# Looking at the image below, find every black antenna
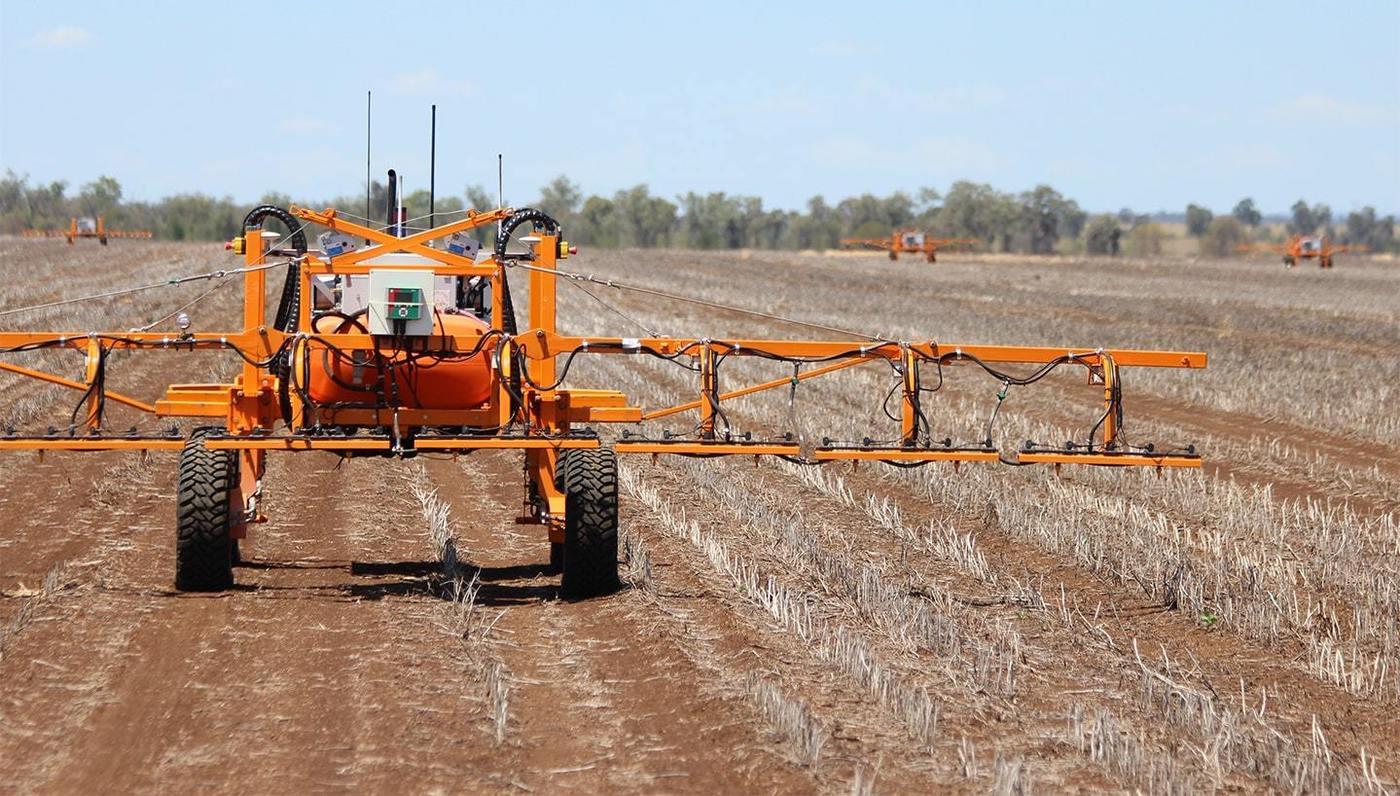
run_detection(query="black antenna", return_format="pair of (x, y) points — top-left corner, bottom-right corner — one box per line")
(365, 91), (372, 230)
(386, 168), (397, 234)
(497, 153), (503, 239)
(429, 104), (436, 231)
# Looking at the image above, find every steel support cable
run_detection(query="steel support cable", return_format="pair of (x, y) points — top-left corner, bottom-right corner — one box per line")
(0, 216), (311, 321)
(0, 260), (295, 320)
(565, 280), (663, 337)
(134, 275), (235, 332)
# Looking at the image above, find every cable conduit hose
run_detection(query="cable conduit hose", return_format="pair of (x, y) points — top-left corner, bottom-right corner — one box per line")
(242, 205), (308, 423)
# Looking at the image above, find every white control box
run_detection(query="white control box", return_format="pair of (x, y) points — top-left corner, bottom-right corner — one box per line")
(367, 269), (435, 336)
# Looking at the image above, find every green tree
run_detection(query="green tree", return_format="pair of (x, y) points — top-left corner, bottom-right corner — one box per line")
(1185, 204), (1213, 236)
(796, 195), (839, 250)
(1084, 214), (1123, 255)
(465, 184), (498, 212)
(611, 185), (675, 247)
(1019, 185), (1081, 254)
(1288, 200), (1316, 234)
(576, 195), (616, 246)
(939, 181), (1004, 247)
(1232, 198), (1261, 227)
(78, 176), (122, 219)
(1344, 206), (1397, 252)
(536, 175), (583, 231)
(1199, 216), (1246, 256)
(1127, 223), (1166, 256)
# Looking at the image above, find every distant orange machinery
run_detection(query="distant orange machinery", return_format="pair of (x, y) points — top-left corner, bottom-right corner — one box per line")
(841, 229), (978, 263)
(1238, 234), (1365, 269)
(21, 217), (153, 245)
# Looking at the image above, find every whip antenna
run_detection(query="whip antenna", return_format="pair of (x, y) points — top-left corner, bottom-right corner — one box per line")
(365, 91), (372, 242)
(429, 104), (436, 231)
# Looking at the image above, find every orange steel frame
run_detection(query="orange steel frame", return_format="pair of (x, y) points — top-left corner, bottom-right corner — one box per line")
(21, 217), (153, 244)
(0, 206), (1208, 543)
(1240, 235), (1366, 268)
(840, 229), (979, 262)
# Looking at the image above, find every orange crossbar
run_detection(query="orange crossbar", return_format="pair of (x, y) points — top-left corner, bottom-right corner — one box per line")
(0, 360), (156, 413)
(643, 358), (870, 420)
(0, 438), (184, 451)
(1016, 451), (1200, 468)
(815, 448), (1000, 463)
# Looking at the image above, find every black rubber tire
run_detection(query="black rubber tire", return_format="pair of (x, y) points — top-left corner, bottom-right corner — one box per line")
(558, 449), (620, 598)
(175, 429), (238, 591)
(548, 542), (564, 575)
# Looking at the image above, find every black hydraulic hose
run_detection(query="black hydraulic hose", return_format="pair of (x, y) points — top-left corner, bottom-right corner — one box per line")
(243, 205), (308, 424)
(242, 204), (308, 255)
(492, 209), (559, 415)
(492, 208), (559, 260)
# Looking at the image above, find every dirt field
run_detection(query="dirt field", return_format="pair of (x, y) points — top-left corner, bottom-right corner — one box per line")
(1, 238), (1397, 793)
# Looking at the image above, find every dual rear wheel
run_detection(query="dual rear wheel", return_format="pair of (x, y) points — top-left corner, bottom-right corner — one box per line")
(175, 429), (238, 591)
(554, 449), (621, 599)
(173, 433), (621, 599)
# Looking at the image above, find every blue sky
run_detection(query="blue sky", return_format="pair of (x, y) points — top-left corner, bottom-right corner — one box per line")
(2, 1), (1397, 215)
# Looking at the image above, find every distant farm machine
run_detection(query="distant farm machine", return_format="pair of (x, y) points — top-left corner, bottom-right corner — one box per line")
(0, 175), (1207, 597)
(1238, 234), (1365, 268)
(841, 229), (979, 262)
(22, 216), (153, 245)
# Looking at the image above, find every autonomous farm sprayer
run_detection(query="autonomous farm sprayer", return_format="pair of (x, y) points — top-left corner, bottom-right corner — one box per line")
(841, 229), (979, 262)
(0, 193), (1207, 597)
(1238, 234), (1366, 268)
(22, 216), (153, 245)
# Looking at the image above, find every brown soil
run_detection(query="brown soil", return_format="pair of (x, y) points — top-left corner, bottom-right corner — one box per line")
(1, 241), (1396, 792)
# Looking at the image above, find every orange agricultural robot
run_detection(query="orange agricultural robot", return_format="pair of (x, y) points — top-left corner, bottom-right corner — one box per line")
(0, 171), (1207, 597)
(21, 216), (153, 245)
(1238, 234), (1365, 269)
(841, 229), (978, 263)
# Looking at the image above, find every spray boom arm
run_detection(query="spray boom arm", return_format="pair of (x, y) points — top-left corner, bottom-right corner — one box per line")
(0, 205), (1206, 475)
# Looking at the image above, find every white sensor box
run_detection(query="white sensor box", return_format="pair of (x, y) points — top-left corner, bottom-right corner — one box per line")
(367, 269), (435, 336)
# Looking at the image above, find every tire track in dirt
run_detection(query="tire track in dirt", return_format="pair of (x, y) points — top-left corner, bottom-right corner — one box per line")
(0, 453), (509, 792)
(420, 452), (818, 793)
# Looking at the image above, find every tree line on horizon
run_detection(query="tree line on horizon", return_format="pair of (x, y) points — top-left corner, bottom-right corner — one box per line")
(1, 170), (1394, 256)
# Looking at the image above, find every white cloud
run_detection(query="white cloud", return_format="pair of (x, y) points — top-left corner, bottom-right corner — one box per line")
(29, 26), (93, 48)
(278, 116), (337, 135)
(1279, 94), (1399, 126)
(389, 69), (473, 97)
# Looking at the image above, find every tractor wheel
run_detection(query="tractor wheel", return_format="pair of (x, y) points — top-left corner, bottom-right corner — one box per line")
(175, 428), (238, 591)
(1321, 256), (1333, 269)
(1283, 256), (1296, 268)
(888, 251), (898, 261)
(558, 448), (620, 598)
